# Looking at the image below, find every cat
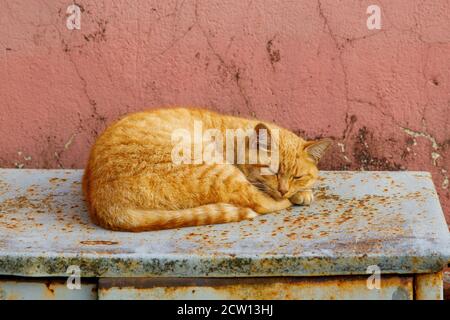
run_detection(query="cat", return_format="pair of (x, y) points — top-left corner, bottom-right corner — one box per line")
(82, 108), (331, 232)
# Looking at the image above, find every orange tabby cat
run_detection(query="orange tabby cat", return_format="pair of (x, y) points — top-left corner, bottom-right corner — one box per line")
(82, 108), (331, 232)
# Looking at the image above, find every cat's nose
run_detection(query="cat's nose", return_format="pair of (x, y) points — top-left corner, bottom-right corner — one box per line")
(278, 179), (289, 196)
(278, 186), (289, 196)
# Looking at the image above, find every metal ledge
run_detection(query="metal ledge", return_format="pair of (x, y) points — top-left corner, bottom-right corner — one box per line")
(0, 169), (448, 277)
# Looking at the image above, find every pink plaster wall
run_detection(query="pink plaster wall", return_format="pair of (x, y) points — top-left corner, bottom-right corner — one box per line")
(0, 1), (449, 224)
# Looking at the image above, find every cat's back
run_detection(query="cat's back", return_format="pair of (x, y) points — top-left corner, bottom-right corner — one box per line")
(96, 107), (254, 147)
(102, 107), (225, 140)
(86, 108), (235, 176)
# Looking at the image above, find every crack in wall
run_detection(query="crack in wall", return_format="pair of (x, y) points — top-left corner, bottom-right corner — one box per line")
(314, 2), (447, 183)
(317, 0), (350, 119)
(65, 53), (106, 128)
(194, 0), (252, 114)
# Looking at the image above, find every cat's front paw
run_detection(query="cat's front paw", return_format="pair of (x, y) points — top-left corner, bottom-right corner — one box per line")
(290, 190), (314, 206)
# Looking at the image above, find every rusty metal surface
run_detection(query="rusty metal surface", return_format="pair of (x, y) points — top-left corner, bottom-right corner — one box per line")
(414, 272), (444, 300)
(98, 276), (413, 300)
(444, 270), (450, 300)
(0, 277), (97, 300)
(0, 169), (448, 277)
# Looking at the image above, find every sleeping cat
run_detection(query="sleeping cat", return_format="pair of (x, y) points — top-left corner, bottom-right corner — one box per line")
(82, 108), (331, 231)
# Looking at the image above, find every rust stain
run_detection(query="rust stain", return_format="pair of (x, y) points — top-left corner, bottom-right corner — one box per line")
(49, 177), (67, 184)
(414, 272), (444, 300)
(287, 233), (297, 240)
(44, 281), (55, 295)
(80, 240), (119, 245)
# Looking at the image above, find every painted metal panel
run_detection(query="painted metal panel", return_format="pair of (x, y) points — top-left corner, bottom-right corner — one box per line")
(0, 169), (448, 278)
(0, 278), (97, 300)
(98, 276), (413, 300)
(414, 272), (444, 300)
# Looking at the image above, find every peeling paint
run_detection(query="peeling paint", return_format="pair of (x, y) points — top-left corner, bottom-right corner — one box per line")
(401, 127), (440, 151)
(64, 134), (76, 150)
(401, 126), (449, 193)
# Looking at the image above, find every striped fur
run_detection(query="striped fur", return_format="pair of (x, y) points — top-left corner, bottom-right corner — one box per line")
(82, 107), (330, 232)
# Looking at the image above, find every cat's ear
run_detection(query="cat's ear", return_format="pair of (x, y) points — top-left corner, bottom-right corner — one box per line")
(251, 123), (272, 151)
(304, 139), (332, 163)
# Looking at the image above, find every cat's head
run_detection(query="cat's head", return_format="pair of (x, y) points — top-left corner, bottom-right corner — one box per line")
(242, 123), (332, 200)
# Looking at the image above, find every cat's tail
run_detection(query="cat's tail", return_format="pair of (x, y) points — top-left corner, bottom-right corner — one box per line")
(98, 203), (259, 232)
